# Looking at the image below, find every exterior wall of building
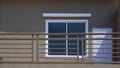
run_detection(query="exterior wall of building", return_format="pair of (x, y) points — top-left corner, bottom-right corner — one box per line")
(116, 4), (120, 61)
(0, 0), (117, 32)
(0, 0), (120, 68)
(117, 5), (120, 32)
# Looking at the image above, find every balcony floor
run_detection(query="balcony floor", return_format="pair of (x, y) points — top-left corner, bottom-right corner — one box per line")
(0, 64), (120, 68)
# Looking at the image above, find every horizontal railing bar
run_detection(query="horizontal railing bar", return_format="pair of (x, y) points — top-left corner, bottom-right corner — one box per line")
(0, 48), (32, 49)
(37, 52), (120, 54)
(37, 48), (120, 50)
(38, 53), (119, 54)
(0, 56), (120, 59)
(0, 38), (32, 40)
(38, 48), (120, 49)
(0, 32), (120, 35)
(38, 43), (76, 46)
(38, 43), (120, 46)
(38, 52), (77, 54)
(43, 32), (120, 35)
(0, 52), (32, 54)
(0, 43), (119, 46)
(38, 44), (120, 46)
(0, 32), (36, 35)
(85, 62), (120, 64)
(0, 61), (118, 64)
(0, 61), (33, 63)
(38, 48), (77, 49)
(112, 62), (120, 64)
(86, 52), (120, 54)
(0, 61), (119, 64)
(37, 57), (81, 60)
(40, 38), (120, 40)
(38, 57), (77, 59)
(88, 56), (120, 58)
(1, 57), (32, 58)
(86, 62), (117, 64)
(87, 43), (120, 45)
(0, 44), (32, 45)
(38, 48), (120, 50)
(38, 45), (76, 46)
(37, 57), (96, 60)
(86, 48), (120, 49)
(38, 56), (120, 58)
(0, 38), (120, 40)
(0, 61), (78, 64)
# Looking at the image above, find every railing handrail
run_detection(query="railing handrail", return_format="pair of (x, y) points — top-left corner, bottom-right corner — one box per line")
(0, 32), (120, 35)
(0, 32), (119, 64)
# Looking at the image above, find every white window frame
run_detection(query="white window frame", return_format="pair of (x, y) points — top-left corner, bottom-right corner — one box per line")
(45, 19), (88, 58)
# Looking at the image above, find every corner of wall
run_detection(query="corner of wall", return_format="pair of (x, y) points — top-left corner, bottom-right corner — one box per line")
(117, 4), (120, 32)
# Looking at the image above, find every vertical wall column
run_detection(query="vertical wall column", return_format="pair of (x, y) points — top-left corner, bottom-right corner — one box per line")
(117, 5), (120, 32)
(0, 0), (1, 31)
(116, 4), (120, 61)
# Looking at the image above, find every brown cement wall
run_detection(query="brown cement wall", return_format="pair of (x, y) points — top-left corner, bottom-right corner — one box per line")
(0, 0), (120, 68)
(117, 5), (120, 32)
(0, 0), (117, 32)
(116, 4), (120, 61)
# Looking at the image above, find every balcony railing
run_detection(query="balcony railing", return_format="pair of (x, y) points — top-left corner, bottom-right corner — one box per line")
(0, 32), (120, 64)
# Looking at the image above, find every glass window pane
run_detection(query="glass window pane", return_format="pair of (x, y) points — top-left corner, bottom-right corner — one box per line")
(68, 23), (85, 55)
(48, 23), (66, 55)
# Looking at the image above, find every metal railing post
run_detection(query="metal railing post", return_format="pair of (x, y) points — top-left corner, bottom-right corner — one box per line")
(82, 35), (84, 64)
(32, 34), (34, 62)
(77, 34), (80, 63)
(36, 34), (39, 62)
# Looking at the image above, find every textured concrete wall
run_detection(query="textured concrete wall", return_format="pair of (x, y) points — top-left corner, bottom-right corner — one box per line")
(116, 4), (120, 61)
(0, 0), (117, 32)
(117, 5), (120, 32)
(0, 0), (120, 68)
